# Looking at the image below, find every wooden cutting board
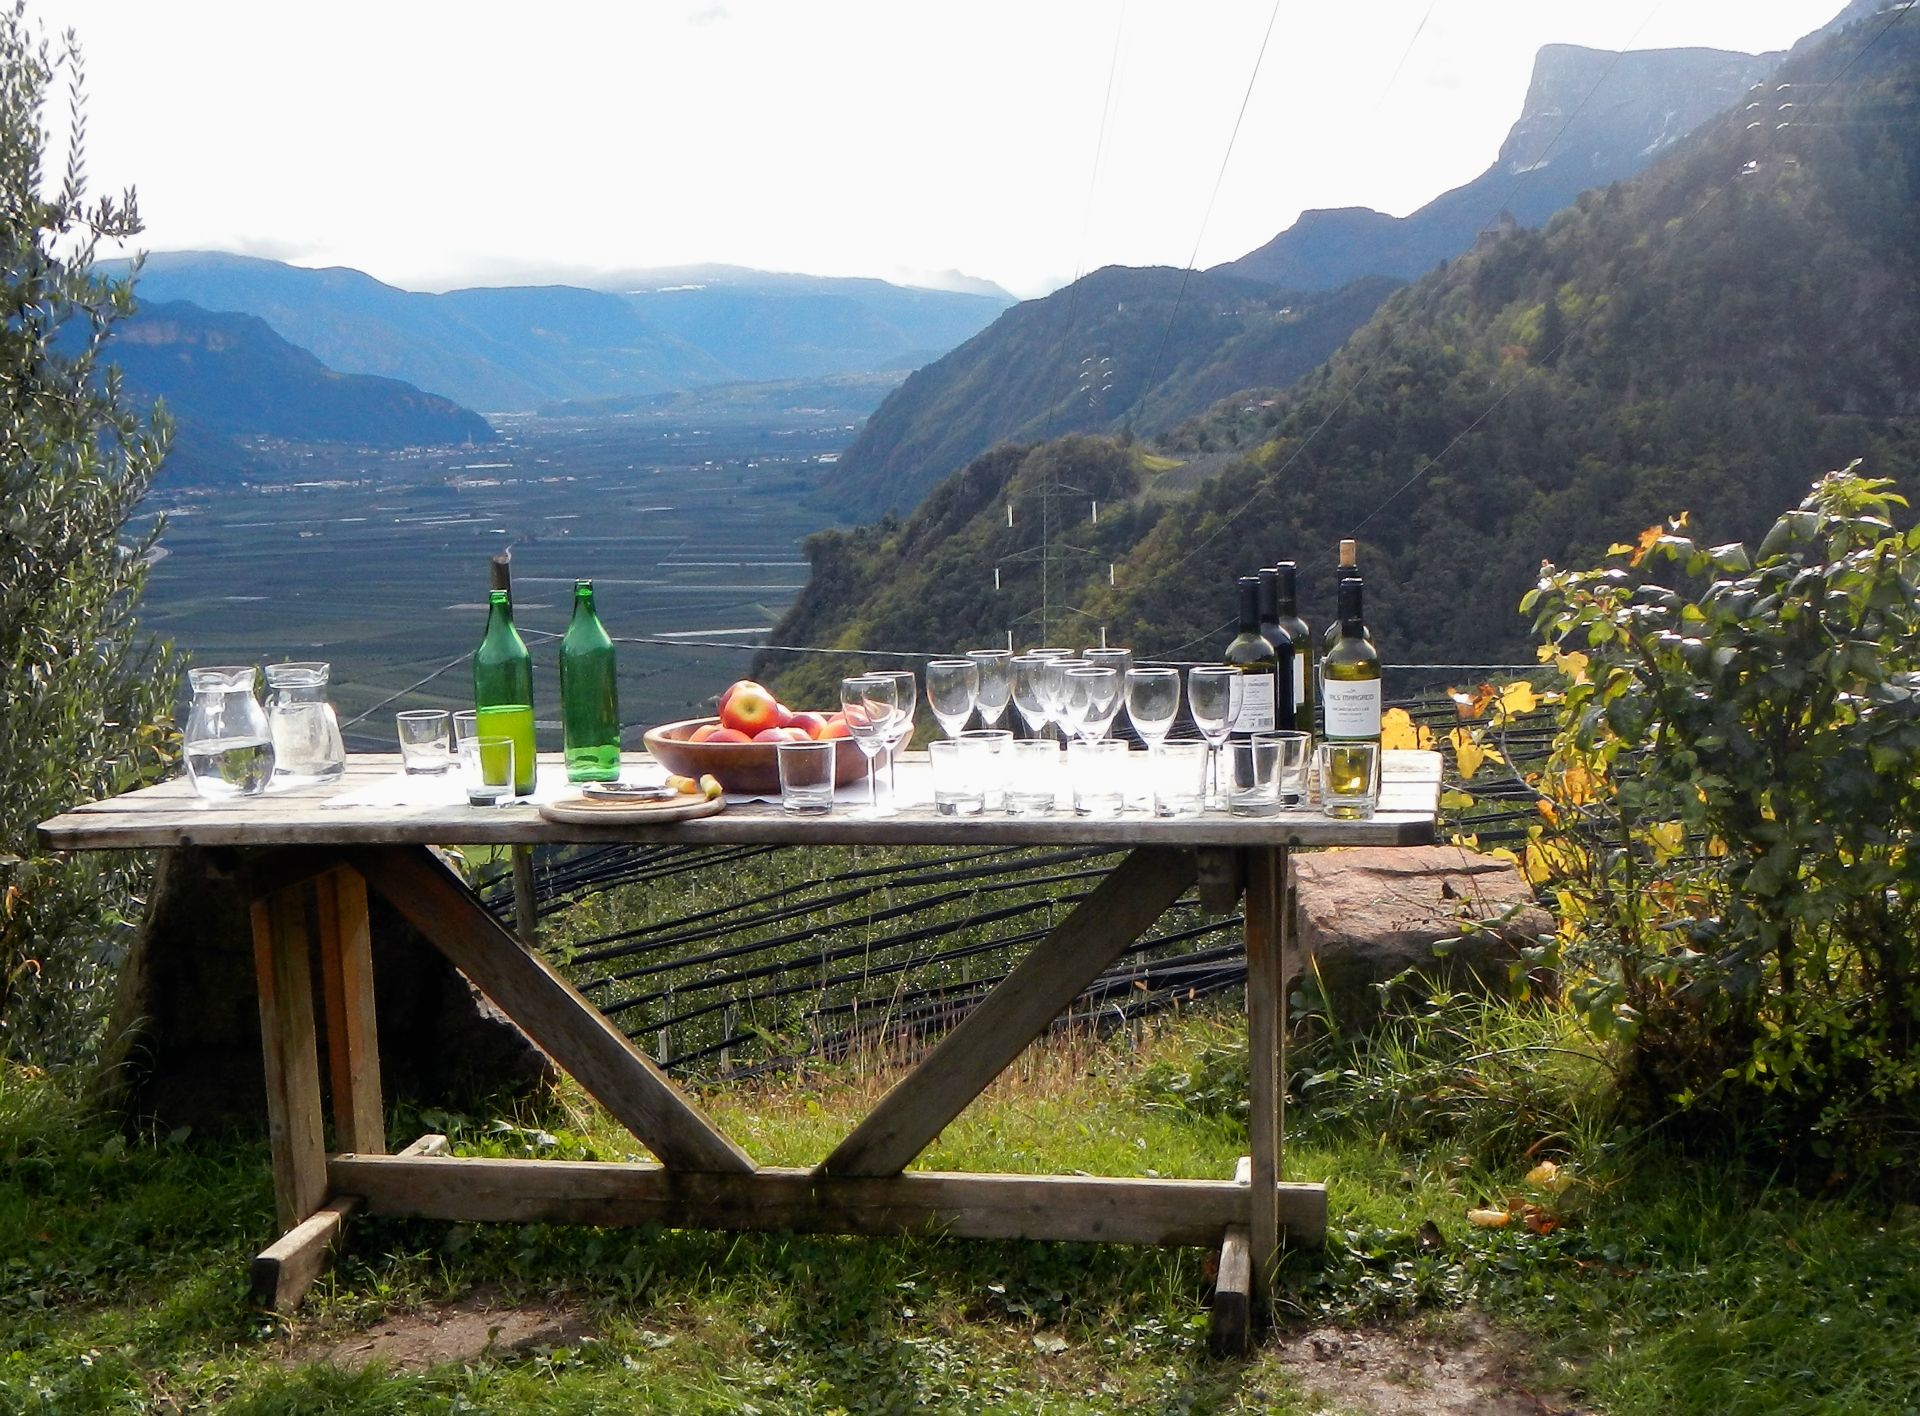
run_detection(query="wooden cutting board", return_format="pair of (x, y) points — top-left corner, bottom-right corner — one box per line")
(537, 793), (725, 826)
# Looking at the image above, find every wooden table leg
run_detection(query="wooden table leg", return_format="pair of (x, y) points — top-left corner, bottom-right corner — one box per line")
(1210, 1155), (1254, 1357)
(250, 884), (328, 1234)
(315, 865), (385, 1156)
(1244, 845), (1288, 1308)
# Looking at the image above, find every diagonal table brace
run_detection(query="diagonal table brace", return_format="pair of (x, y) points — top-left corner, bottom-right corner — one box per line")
(348, 846), (754, 1175)
(820, 846), (1198, 1179)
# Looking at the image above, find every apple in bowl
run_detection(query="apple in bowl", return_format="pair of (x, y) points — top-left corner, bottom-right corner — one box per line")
(645, 710), (867, 796)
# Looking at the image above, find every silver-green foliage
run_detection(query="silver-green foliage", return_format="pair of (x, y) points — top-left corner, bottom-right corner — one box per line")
(1, 1), (174, 1065)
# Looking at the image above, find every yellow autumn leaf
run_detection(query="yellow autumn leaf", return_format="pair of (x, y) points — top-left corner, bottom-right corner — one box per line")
(1487, 848), (1522, 868)
(1525, 1161), (1571, 1193)
(1555, 761), (1604, 805)
(1629, 523), (1664, 567)
(1467, 1208), (1512, 1228)
(1646, 821), (1686, 863)
(1453, 832), (1480, 849)
(1380, 708), (1420, 751)
(1439, 788), (1477, 812)
(1451, 727), (1487, 780)
(1536, 798), (1559, 825)
(1499, 681), (1538, 718)
(1607, 542), (1635, 557)
(1554, 651), (1591, 684)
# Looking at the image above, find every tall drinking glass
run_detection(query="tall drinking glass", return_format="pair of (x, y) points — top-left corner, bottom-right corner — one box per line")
(1187, 666), (1241, 809)
(1125, 666), (1181, 812)
(840, 674), (898, 818)
(926, 659), (980, 739)
(967, 649), (1013, 731)
(1010, 654), (1051, 739)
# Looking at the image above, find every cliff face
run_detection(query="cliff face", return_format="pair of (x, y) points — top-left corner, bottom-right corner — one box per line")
(1219, 42), (1775, 291)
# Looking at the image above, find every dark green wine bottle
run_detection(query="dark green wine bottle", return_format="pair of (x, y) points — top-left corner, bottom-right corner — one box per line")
(559, 580), (621, 782)
(1273, 561), (1313, 731)
(473, 587), (537, 795)
(1256, 567), (1298, 732)
(1321, 576), (1381, 745)
(1224, 575), (1280, 740)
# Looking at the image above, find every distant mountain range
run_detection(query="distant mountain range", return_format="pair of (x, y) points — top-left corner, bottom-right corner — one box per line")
(102, 300), (495, 482)
(808, 33), (1805, 524)
(115, 254), (1013, 413)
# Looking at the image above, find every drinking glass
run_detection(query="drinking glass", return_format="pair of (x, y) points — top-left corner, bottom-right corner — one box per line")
(883, 669), (917, 804)
(1036, 657), (1087, 740)
(1225, 737), (1281, 817)
(967, 649), (1013, 731)
(840, 674), (898, 818)
(1125, 668), (1181, 747)
(1154, 741), (1209, 817)
(1319, 740), (1380, 820)
(460, 734), (515, 806)
(1083, 647), (1133, 683)
(1263, 730), (1311, 807)
(396, 709), (453, 774)
(776, 739), (836, 815)
(1006, 739), (1061, 815)
(1026, 647), (1073, 660)
(926, 658), (980, 739)
(929, 738), (988, 816)
(1062, 666), (1122, 743)
(959, 727), (1013, 812)
(1187, 667), (1241, 808)
(452, 710), (479, 745)
(1069, 740), (1129, 817)
(1010, 654), (1052, 738)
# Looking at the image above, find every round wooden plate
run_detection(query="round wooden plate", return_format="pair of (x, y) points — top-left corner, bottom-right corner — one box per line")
(538, 793), (726, 826)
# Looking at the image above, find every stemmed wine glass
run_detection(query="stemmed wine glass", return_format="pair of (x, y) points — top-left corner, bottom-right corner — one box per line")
(1035, 657), (1086, 741)
(840, 674), (899, 818)
(1083, 647), (1133, 683)
(1010, 654), (1051, 739)
(1126, 666), (1181, 811)
(967, 649), (1012, 731)
(926, 659), (980, 739)
(883, 669), (917, 804)
(1061, 666), (1122, 743)
(1187, 666), (1241, 809)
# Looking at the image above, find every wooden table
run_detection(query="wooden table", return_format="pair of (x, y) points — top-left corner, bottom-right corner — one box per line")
(40, 749), (1440, 1353)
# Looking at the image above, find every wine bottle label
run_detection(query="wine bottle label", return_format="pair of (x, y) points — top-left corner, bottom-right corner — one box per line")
(1293, 658), (1307, 711)
(1323, 678), (1381, 738)
(1231, 674), (1277, 733)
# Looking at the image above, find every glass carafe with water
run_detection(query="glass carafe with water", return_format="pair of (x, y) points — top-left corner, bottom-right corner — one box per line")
(184, 666), (276, 799)
(265, 661), (346, 784)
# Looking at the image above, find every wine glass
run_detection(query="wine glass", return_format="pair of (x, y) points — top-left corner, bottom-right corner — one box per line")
(883, 669), (917, 804)
(1062, 666), (1122, 743)
(1010, 654), (1051, 738)
(840, 674), (898, 818)
(967, 649), (1013, 731)
(1035, 657), (1086, 741)
(1026, 647), (1073, 660)
(1083, 647), (1133, 683)
(926, 659), (980, 739)
(1126, 667), (1182, 813)
(1187, 667), (1241, 809)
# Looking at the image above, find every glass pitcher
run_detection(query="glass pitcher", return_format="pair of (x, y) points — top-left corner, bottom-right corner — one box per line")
(183, 666), (276, 799)
(265, 661), (347, 784)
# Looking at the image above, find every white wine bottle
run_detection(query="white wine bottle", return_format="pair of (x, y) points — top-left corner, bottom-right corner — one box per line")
(1321, 575), (1381, 746)
(1224, 575), (1279, 740)
(1320, 539), (1373, 656)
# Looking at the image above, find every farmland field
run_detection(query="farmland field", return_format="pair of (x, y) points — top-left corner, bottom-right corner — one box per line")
(135, 408), (855, 749)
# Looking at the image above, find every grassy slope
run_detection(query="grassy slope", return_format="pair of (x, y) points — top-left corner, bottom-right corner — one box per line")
(5, 1005), (1918, 1415)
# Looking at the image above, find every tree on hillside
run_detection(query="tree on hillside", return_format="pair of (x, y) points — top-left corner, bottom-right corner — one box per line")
(0, 1), (175, 1064)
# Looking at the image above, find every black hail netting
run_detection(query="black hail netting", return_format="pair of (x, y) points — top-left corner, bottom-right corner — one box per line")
(478, 682), (1554, 1079)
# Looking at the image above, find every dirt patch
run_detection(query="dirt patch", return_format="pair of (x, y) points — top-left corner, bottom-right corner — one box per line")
(282, 1291), (595, 1373)
(1273, 1314), (1587, 1416)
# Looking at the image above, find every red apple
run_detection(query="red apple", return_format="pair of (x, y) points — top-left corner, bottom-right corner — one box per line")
(707, 727), (751, 744)
(789, 711), (827, 738)
(689, 723), (723, 743)
(717, 679), (768, 716)
(773, 701), (796, 728)
(721, 682), (780, 736)
(817, 718), (853, 740)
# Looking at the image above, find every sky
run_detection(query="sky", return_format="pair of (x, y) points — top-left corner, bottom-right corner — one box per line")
(30, 0), (1846, 298)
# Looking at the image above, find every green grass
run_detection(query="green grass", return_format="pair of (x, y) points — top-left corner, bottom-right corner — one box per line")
(5, 1004), (1919, 1415)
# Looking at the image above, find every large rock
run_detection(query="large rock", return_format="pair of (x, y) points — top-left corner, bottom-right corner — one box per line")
(1288, 844), (1553, 1018)
(92, 848), (555, 1133)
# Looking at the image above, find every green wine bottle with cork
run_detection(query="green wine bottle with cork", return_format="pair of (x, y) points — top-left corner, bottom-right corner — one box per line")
(473, 555), (537, 796)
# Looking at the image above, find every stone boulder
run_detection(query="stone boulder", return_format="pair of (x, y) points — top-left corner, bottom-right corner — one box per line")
(1287, 844), (1554, 1019)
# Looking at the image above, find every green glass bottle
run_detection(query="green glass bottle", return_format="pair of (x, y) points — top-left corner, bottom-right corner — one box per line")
(1257, 566), (1300, 733)
(1272, 561), (1314, 732)
(559, 579), (621, 782)
(1224, 575), (1280, 740)
(1321, 576), (1381, 745)
(473, 587), (537, 795)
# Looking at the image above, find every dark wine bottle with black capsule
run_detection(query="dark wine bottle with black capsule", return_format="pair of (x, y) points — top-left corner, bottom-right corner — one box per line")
(1273, 561), (1312, 731)
(1256, 567), (1298, 732)
(1321, 576), (1381, 746)
(1224, 575), (1280, 740)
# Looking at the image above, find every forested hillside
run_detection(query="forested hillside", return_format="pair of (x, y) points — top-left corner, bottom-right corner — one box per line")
(812, 269), (1396, 521)
(764, 15), (1920, 678)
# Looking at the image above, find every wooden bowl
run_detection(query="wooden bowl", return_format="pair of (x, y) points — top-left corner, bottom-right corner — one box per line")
(643, 717), (868, 796)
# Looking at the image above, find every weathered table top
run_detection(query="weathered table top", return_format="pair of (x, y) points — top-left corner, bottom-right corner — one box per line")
(39, 749), (1443, 851)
